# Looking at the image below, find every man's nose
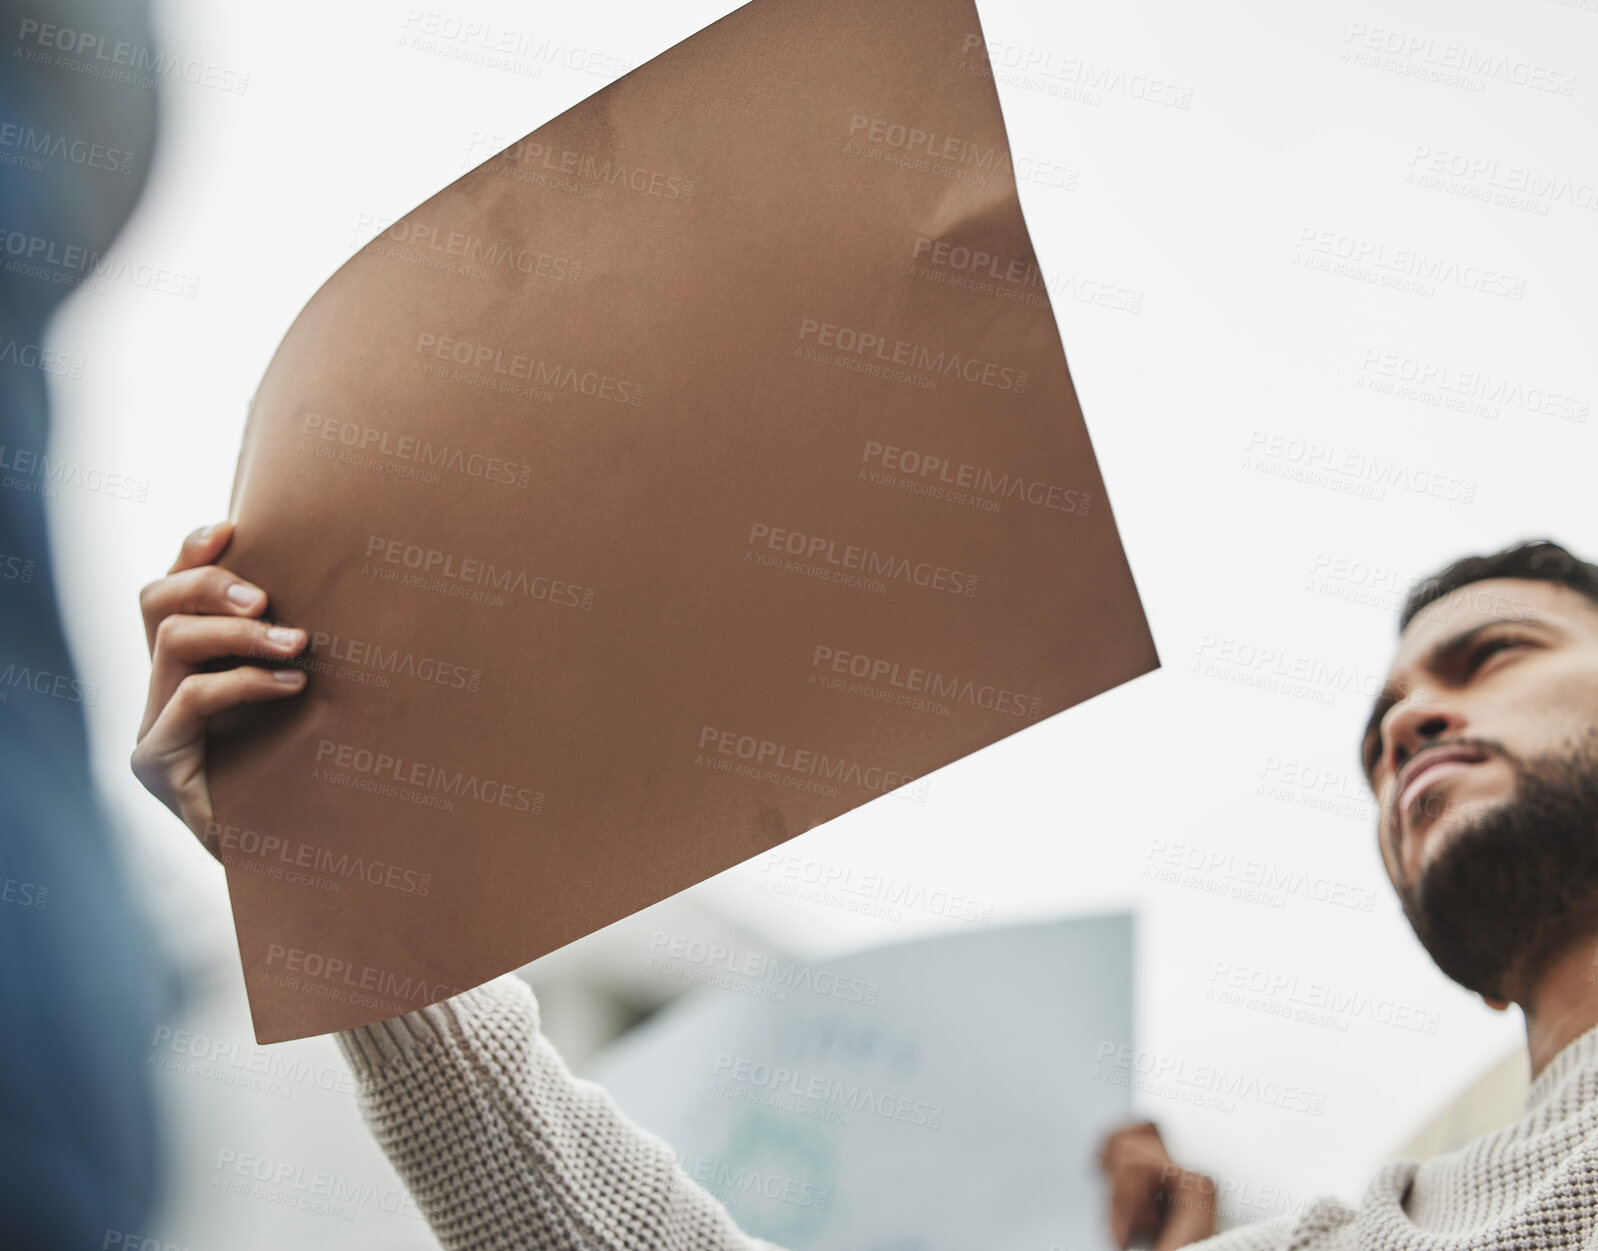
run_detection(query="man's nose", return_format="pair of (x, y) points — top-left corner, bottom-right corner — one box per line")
(1386, 699), (1464, 776)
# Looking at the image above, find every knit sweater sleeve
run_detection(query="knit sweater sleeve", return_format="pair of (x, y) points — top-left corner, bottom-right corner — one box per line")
(335, 972), (785, 1251)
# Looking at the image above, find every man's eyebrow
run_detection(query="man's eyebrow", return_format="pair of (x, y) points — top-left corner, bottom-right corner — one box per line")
(1358, 617), (1539, 777)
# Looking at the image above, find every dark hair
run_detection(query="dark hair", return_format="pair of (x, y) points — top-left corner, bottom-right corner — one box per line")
(1401, 539), (1598, 631)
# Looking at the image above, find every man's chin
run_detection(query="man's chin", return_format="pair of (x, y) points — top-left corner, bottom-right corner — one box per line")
(1398, 734), (1598, 1001)
(1404, 790), (1509, 885)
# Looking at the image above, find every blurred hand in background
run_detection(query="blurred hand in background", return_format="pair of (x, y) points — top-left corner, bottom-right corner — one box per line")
(1099, 1120), (1219, 1251)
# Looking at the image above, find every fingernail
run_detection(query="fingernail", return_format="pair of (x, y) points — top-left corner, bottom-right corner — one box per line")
(272, 669), (305, 684)
(226, 582), (263, 609)
(267, 626), (302, 647)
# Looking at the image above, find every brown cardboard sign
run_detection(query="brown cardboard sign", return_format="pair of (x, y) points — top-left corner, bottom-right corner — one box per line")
(208, 0), (1158, 1042)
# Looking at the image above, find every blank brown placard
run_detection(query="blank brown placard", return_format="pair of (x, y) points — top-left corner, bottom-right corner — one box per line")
(208, 0), (1158, 1042)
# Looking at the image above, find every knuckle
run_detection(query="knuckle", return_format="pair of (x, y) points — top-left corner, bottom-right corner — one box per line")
(153, 612), (184, 651)
(171, 672), (205, 709)
(129, 743), (160, 790)
(137, 579), (163, 620)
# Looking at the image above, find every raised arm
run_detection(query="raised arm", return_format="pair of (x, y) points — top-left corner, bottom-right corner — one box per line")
(337, 973), (782, 1250)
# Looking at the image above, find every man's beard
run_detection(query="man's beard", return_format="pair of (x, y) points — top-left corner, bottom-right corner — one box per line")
(1399, 730), (1598, 1001)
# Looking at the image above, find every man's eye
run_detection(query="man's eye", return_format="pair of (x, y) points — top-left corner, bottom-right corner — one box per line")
(1467, 637), (1524, 672)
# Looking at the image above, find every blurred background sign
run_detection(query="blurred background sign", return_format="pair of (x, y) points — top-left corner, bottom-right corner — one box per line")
(589, 915), (1133, 1251)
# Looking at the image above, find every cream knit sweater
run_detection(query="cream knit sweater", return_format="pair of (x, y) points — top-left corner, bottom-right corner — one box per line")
(336, 973), (1598, 1250)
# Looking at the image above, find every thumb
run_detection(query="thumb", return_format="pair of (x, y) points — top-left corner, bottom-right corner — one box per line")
(1153, 1170), (1218, 1251)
